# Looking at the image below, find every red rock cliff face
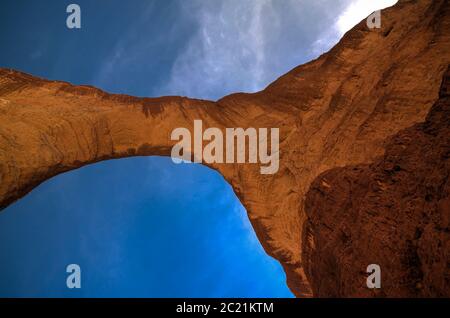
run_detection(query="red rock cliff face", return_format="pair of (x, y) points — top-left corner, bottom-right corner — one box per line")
(303, 66), (450, 297)
(0, 0), (449, 297)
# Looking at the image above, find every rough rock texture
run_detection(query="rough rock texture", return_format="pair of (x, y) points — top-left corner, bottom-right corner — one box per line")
(0, 0), (449, 297)
(303, 66), (450, 297)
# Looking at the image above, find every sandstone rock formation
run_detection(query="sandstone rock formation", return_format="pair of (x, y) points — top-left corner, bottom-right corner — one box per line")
(0, 0), (449, 297)
(303, 66), (450, 297)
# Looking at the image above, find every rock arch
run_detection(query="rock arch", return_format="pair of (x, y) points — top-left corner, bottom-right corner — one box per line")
(0, 0), (449, 296)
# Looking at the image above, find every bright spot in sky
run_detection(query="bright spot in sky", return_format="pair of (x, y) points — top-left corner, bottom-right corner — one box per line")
(337, 0), (399, 34)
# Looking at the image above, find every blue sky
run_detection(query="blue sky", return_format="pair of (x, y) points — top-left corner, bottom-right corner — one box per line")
(0, 157), (291, 297)
(0, 0), (397, 297)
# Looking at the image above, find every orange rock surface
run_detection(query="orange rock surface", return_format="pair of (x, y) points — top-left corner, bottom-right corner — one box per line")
(0, 0), (449, 297)
(304, 66), (450, 297)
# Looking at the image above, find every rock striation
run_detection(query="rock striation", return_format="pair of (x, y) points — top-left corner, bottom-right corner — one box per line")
(0, 0), (449, 297)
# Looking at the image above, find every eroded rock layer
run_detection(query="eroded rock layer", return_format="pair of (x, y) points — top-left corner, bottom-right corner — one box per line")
(0, 0), (449, 297)
(303, 66), (450, 297)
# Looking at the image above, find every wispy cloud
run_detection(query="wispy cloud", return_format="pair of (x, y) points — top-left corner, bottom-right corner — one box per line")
(162, 0), (275, 99)
(160, 0), (356, 100)
(95, 0), (399, 100)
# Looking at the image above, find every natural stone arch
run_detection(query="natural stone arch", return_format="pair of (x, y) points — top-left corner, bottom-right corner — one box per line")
(0, 0), (449, 297)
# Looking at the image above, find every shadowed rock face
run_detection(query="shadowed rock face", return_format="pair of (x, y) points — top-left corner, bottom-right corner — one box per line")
(304, 66), (450, 297)
(0, 0), (449, 297)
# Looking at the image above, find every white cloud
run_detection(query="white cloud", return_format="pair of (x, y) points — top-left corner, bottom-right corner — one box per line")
(163, 0), (276, 100)
(336, 0), (398, 34)
(312, 0), (398, 56)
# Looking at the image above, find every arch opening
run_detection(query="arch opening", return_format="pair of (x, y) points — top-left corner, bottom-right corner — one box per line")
(0, 156), (293, 297)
